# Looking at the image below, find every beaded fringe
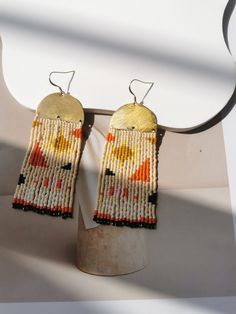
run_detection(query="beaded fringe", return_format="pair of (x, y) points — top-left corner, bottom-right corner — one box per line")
(93, 128), (158, 229)
(12, 116), (82, 219)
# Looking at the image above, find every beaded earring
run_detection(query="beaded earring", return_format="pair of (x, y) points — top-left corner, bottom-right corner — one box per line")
(93, 79), (158, 229)
(12, 71), (84, 219)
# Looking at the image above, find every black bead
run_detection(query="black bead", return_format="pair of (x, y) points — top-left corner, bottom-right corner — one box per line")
(61, 162), (72, 170)
(105, 168), (116, 176)
(148, 192), (158, 205)
(18, 174), (26, 185)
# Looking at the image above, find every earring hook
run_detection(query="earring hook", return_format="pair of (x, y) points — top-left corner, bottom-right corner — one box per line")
(129, 79), (154, 105)
(49, 70), (75, 95)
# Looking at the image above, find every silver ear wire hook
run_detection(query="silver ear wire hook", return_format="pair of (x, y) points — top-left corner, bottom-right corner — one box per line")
(129, 79), (154, 105)
(49, 70), (75, 95)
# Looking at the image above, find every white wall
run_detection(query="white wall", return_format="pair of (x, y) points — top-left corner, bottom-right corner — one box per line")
(0, 0), (236, 313)
(0, 0), (235, 129)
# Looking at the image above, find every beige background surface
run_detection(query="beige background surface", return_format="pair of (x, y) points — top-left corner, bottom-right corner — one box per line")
(0, 36), (236, 301)
(0, 184), (236, 302)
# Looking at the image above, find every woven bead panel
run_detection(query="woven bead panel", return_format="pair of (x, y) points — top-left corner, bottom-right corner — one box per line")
(93, 128), (158, 228)
(12, 116), (82, 219)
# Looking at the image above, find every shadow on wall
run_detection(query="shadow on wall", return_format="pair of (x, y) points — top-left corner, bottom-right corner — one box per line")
(0, 100), (236, 310)
(0, 1), (236, 312)
(0, 8), (234, 81)
(0, 0), (236, 132)
(0, 174), (236, 312)
(0, 163), (236, 312)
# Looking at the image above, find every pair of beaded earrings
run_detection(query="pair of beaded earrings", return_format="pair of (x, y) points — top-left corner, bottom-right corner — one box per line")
(12, 71), (158, 229)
